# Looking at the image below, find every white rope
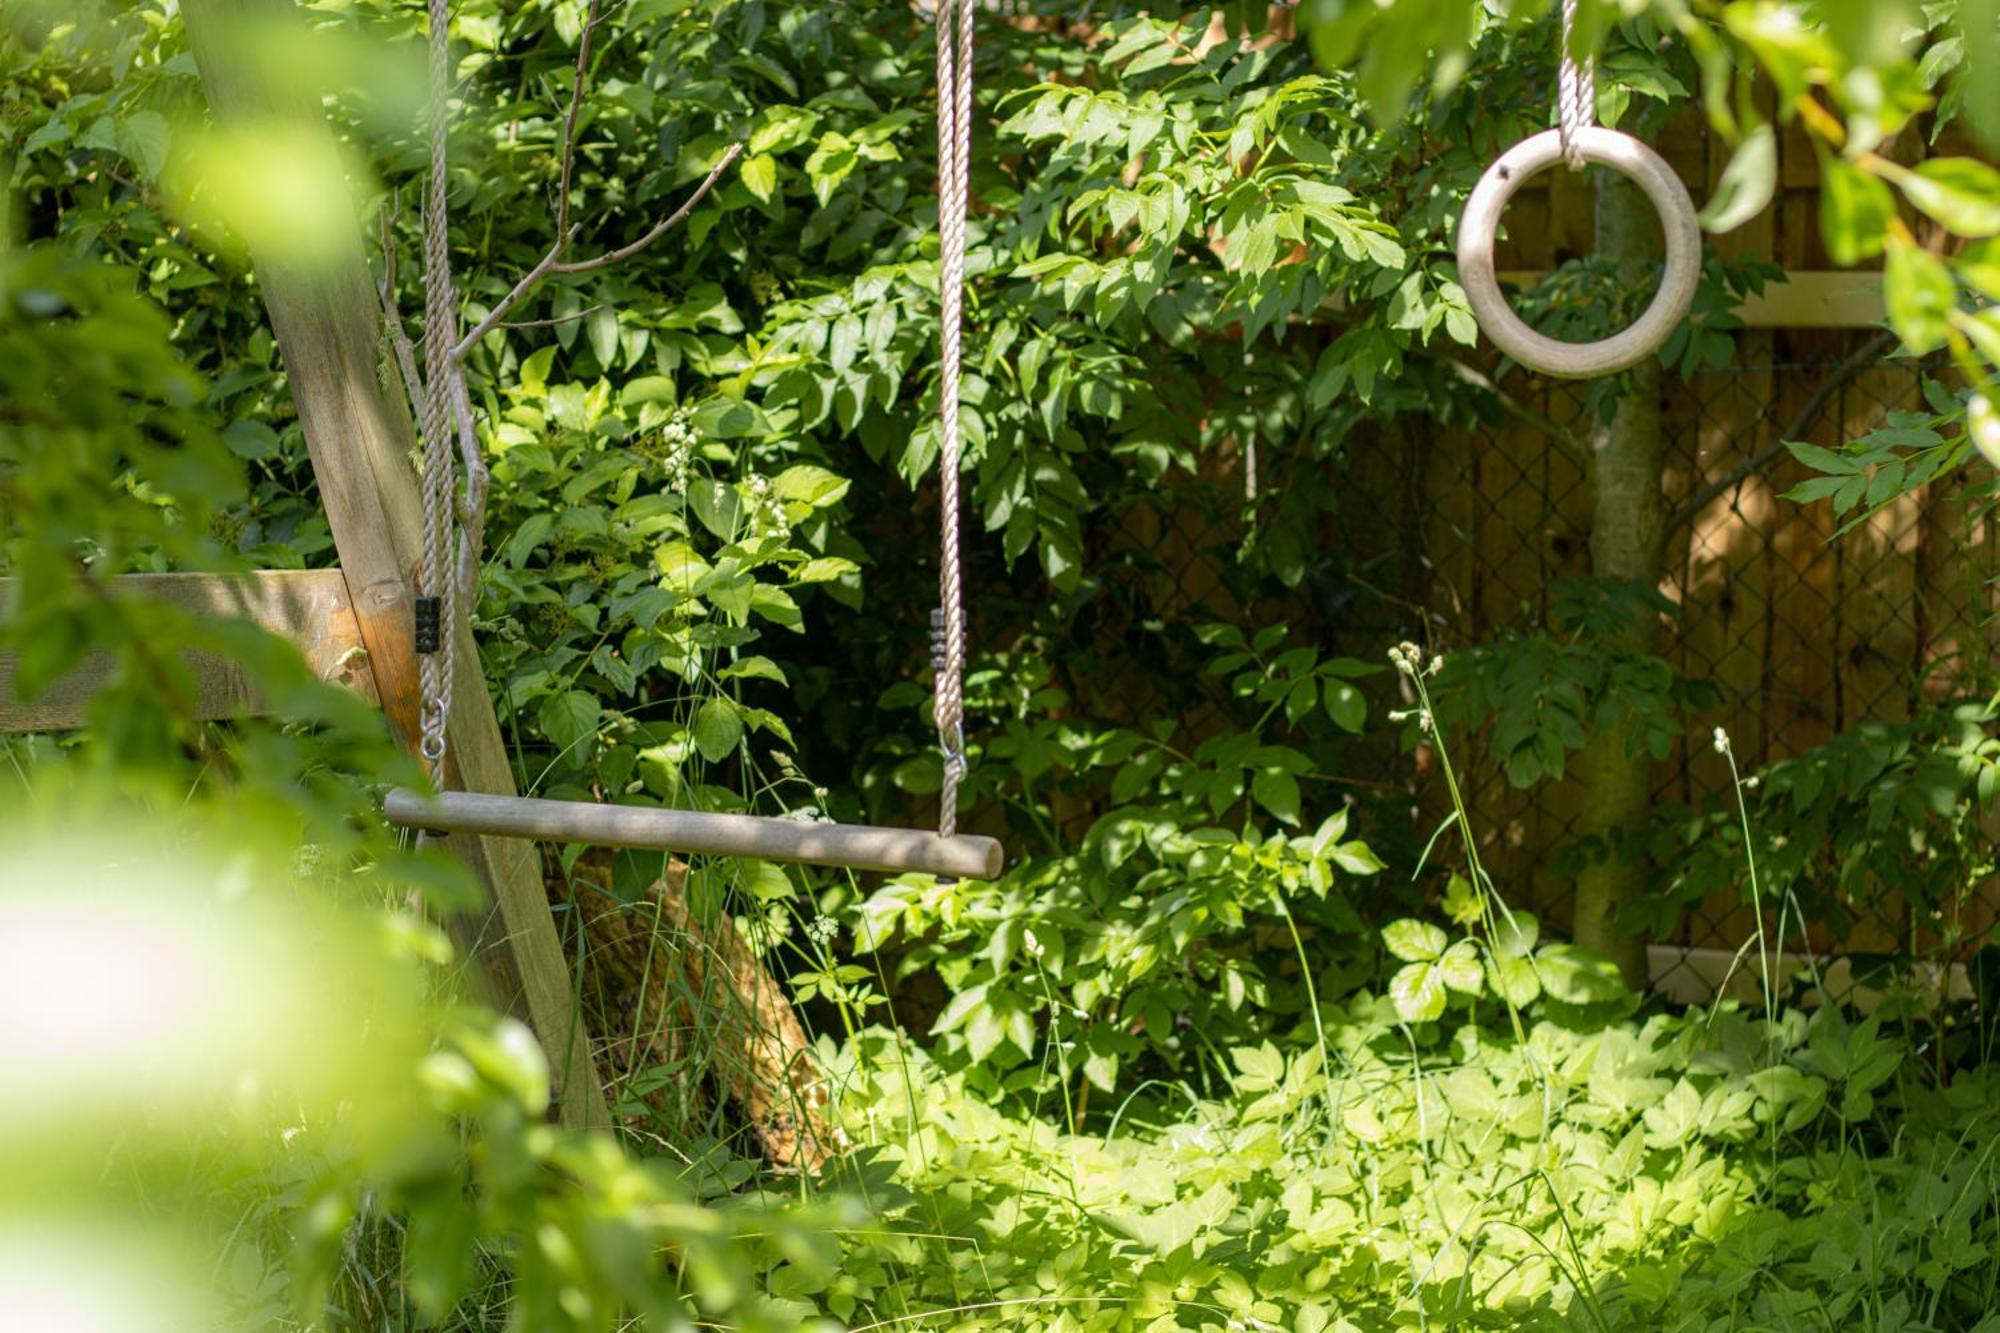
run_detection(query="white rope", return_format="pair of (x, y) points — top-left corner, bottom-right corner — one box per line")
(418, 0), (461, 781)
(1557, 0), (1595, 172)
(932, 0), (974, 842)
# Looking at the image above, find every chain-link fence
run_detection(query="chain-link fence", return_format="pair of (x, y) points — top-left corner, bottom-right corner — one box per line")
(1074, 329), (1996, 991)
(1351, 331), (1996, 983)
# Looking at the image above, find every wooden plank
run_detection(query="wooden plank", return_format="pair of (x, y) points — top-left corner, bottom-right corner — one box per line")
(1496, 269), (1884, 328)
(182, 0), (609, 1132)
(1648, 944), (1972, 1009)
(0, 570), (374, 734)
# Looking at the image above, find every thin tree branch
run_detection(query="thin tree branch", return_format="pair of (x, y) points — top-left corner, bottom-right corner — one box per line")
(454, 230), (575, 356)
(449, 367), (488, 596)
(1442, 357), (1593, 472)
(550, 0), (605, 243)
(551, 141), (744, 275)
(497, 303), (606, 332)
(448, 0), (736, 361)
(376, 191), (428, 429)
(1658, 329), (1899, 546)
(453, 147), (742, 357)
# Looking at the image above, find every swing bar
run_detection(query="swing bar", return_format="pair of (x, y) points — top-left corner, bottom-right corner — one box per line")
(385, 789), (1005, 880)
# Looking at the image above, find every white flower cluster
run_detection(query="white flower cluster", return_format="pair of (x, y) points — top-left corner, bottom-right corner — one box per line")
(657, 406), (697, 487)
(1388, 640), (1444, 678)
(745, 472), (790, 543)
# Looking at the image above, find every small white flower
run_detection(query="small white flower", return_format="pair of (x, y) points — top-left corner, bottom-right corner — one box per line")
(1024, 928), (1045, 958)
(1742, 775), (1761, 790)
(1712, 726), (1732, 756)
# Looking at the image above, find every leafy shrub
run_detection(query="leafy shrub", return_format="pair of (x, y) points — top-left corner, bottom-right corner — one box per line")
(849, 624), (1386, 1097)
(1651, 699), (2000, 948)
(1422, 579), (1720, 792)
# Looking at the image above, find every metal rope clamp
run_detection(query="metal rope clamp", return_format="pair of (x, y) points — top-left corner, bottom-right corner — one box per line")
(1457, 126), (1702, 380)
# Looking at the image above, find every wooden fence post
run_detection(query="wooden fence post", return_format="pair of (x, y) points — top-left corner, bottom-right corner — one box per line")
(181, 0), (609, 1131)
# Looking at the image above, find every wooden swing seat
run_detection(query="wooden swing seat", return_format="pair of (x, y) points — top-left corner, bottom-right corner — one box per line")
(385, 788), (1004, 880)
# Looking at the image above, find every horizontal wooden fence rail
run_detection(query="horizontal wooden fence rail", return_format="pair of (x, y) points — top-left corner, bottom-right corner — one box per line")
(0, 570), (375, 734)
(1320, 270), (1885, 330)
(1496, 269), (1886, 330)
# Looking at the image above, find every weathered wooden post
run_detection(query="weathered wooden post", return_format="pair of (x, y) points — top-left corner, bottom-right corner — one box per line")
(180, 0), (609, 1130)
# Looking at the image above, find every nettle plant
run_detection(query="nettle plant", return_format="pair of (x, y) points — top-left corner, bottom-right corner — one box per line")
(851, 624), (1385, 1097)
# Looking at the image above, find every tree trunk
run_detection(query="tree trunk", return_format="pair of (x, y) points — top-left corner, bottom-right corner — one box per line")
(1572, 169), (1666, 990)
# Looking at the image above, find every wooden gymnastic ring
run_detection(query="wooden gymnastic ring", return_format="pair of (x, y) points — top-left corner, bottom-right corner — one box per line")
(1457, 126), (1702, 380)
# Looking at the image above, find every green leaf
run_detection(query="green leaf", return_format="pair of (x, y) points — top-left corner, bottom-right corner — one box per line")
(1491, 911), (1539, 958)
(930, 982), (988, 1036)
(1962, 0), (2000, 153)
(1970, 393), (2000, 469)
(1251, 768), (1301, 825)
(1962, 239), (2000, 301)
(1699, 124), (1775, 234)
(223, 419), (281, 460)
(538, 690), (600, 756)
(1388, 961), (1447, 1022)
(587, 304), (619, 367)
(1486, 953), (1542, 1007)
(519, 345), (557, 397)
(1382, 918), (1446, 963)
(1820, 158), (1896, 264)
(1322, 679), (1366, 732)
(792, 557), (858, 584)
(739, 860), (791, 901)
(1884, 236), (1956, 354)
(1230, 1042), (1285, 1087)
(1784, 440), (1862, 475)
(655, 540), (711, 584)
(739, 152), (778, 204)
(719, 655), (788, 685)
(692, 697), (744, 763)
(1536, 943), (1628, 1006)
(686, 479), (742, 538)
(118, 110), (172, 179)
(1442, 873), (1482, 925)
(505, 512), (557, 566)
(771, 464), (851, 508)
(1435, 940), (1484, 994)
(1899, 158), (2000, 237)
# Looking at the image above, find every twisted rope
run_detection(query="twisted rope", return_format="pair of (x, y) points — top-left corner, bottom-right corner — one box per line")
(418, 0), (461, 779)
(932, 0), (974, 841)
(1557, 0), (1595, 172)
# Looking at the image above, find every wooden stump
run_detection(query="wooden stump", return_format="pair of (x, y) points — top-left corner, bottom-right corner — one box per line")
(561, 854), (838, 1173)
